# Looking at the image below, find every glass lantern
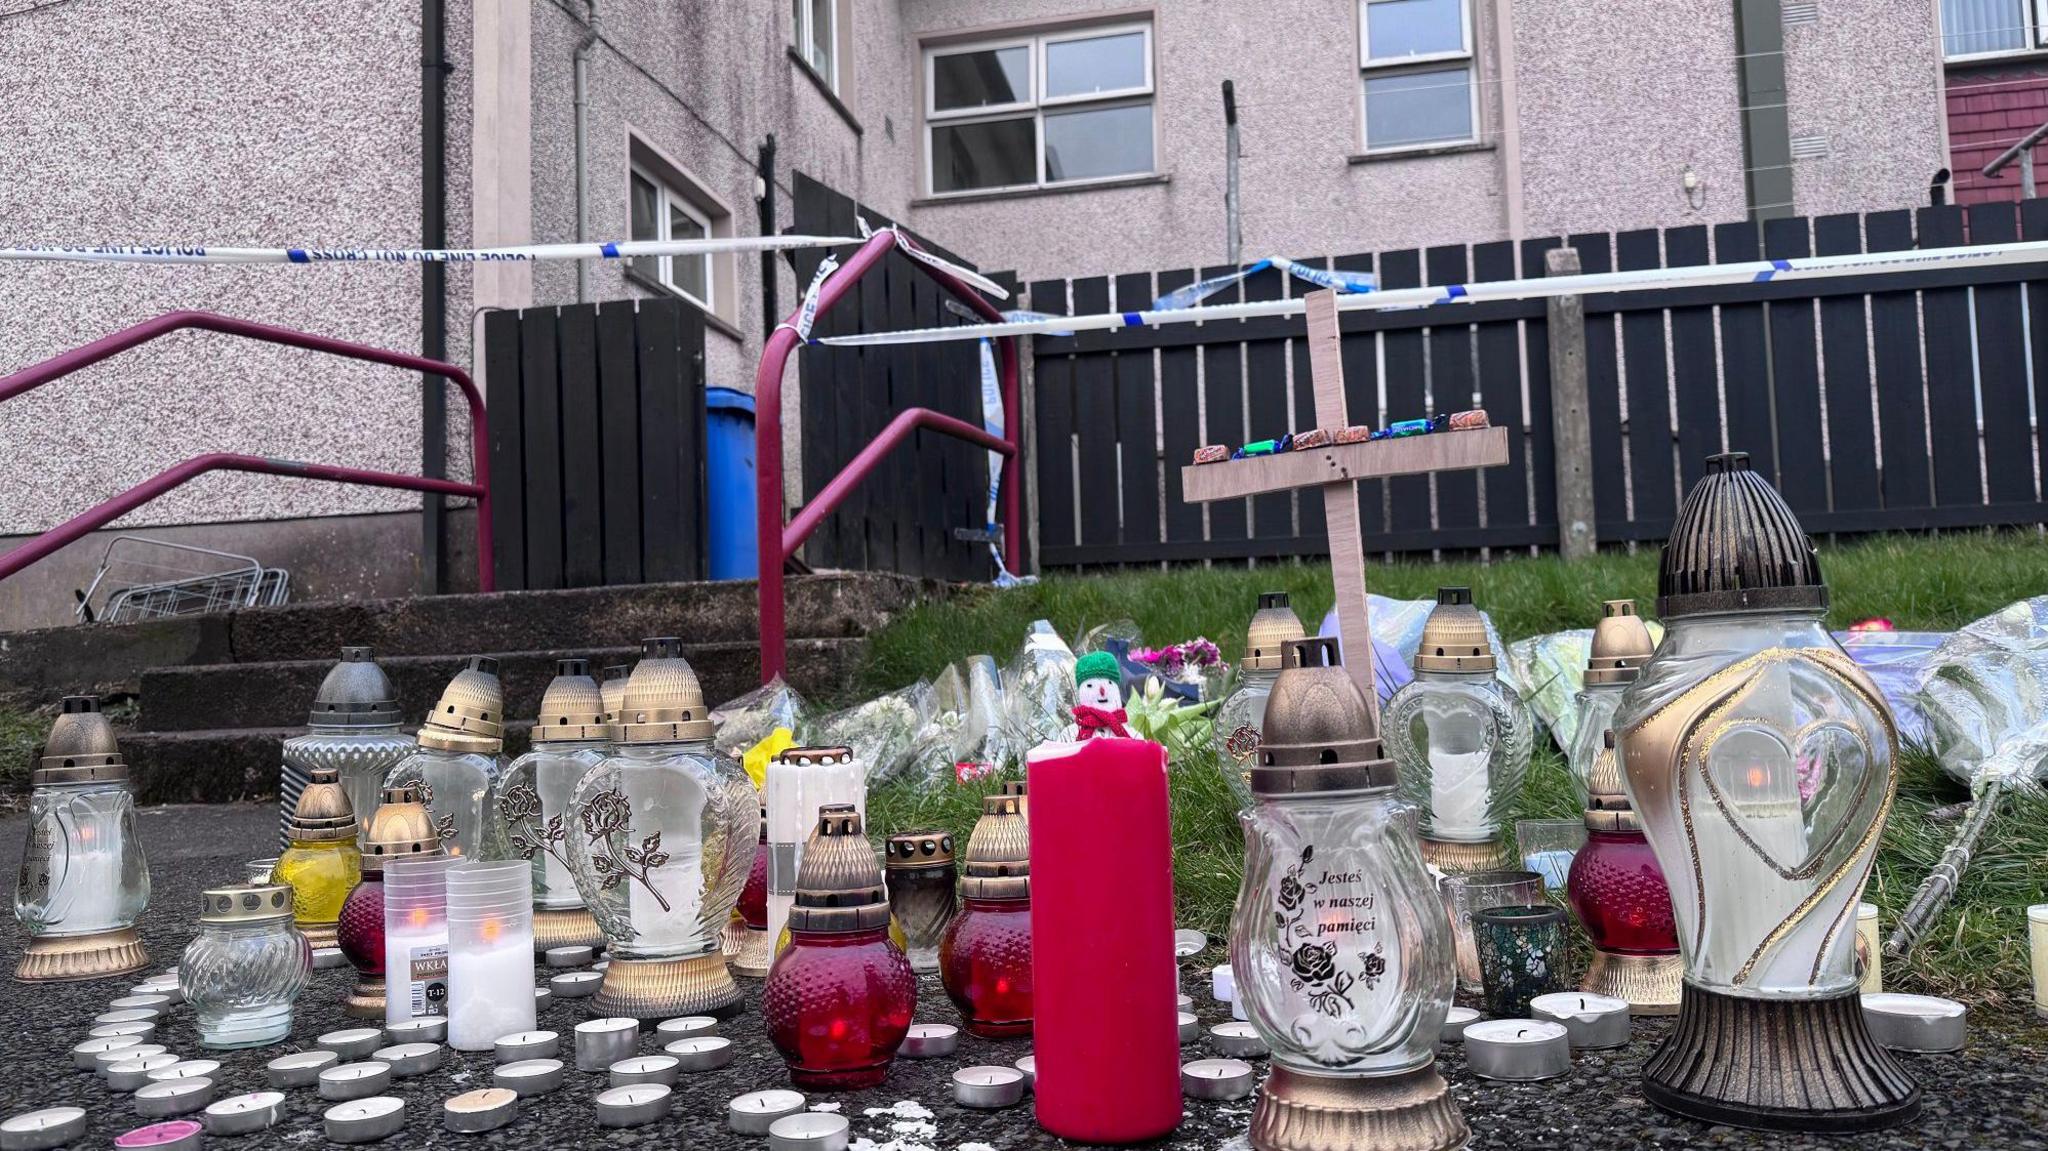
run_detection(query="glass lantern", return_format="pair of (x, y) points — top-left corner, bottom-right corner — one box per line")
(338, 782), (445, 1018)
(726, 807), (774, 977)
(1215, 592), (1307, 768)
(1615, 452), (1918, 1131)
(1566, 601), (1654, 806)
(568, 637), (755, 1019)
(280, 647), (413, 852)
(1232, 638), (1466, 1151)
(1567, 731), (1681, 1013)
(938, 792), (1033, 1037)
(182, 882), (310, 1049)
(14, 696), (152, 981)
(495, 658), (609, 952)
(1384, 588), (1532, 874)
(884, 830), (957, 974)
(272, 766), (363, 951)
(764, 745), (866, 957)
(385, 656), (509, 860)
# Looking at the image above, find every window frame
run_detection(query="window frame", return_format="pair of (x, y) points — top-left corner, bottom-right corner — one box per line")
(794, 0), (838, 90)
(629, 162), (715, 313)
(923, 21), (1157, 198)
(1356, 0), (1481, 156)
(1939, 0), (2048, 62)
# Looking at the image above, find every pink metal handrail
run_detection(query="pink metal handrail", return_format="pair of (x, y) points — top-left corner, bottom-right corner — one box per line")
(0, 310), (493, 592)
(755, 230), (1022, 683)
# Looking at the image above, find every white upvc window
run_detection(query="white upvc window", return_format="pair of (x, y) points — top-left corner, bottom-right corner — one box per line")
(1358, 0), (1477, 153)
(924, 22), (1156, 197)
(629, 166), (713, 310)
(794, 0), (838, 88)
(1941, 0), (2048, 60)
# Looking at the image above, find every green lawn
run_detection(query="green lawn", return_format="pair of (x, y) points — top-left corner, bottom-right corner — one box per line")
(862, 531), (2048, 1006)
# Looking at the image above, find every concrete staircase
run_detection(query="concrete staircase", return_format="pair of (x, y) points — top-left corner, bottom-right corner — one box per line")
(0, 574), (926, 805)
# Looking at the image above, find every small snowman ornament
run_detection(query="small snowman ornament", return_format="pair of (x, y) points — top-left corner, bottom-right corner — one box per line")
(1062, 651), (1131, 741)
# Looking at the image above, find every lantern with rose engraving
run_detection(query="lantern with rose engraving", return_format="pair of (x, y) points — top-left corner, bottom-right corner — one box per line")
(494, 658), (609, 952)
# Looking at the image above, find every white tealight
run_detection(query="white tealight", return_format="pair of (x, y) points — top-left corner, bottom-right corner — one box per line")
(1463, 1019), (1572, 1082)
(202, 1091), (286, 1136)
(147, 1060), (223, 1084)
(442, 1088), (518, 1134)
(1438, 1006), (1481, 1044)
(1529, 993), (1630, 1050)
(105, 1054), (182, 1094)
(1209, 1021), (1269, 1059)
(317, 1062), (393, 1102)
(95, 1043), (168, 1077)
(322, 1097), (405, 1145)
(0, 1106), (87, 1151)
(133, 1077), (216, 1118)
(1173, 929), (1209, 956)
(373, 1043), (444, 1078)
(767, 1111), (850, 1151)
(595, 1084), (673, 1129)
(312, 947), (348, 970)
(898, 1022), (958, 1058)
(1862, 992), (1968, 1053)
(494, 1059), (565, 1097)
(544, 945), (593, 968)
(549, 971), (602, 999)
(952, 1066), (1026, 1109)
(663, 1035), (735, 1072)
(609, 1054), (681, 1087)
(574, 1017), (640, 1072)
(72, 1034), (143, 1070)
(1013, 1054), (1036, 1088)
(1180, 1057), (1255, 1100)
(495, 1030), (560, 1063)
(94, 1008), (160, 1027)
(265, 1050), (339, 1088)
(89, 1021), (156, 1042)
(383, 1017), (447, 1045)
(653, 1015), (719, 1041)
(1177, 1011), (1201, 1044)
(108, 993), (171, 1013)
(1176, 993), (1194, 1012)
(728, 1090), (807, 1135)
(317, 1029), (385, 1061)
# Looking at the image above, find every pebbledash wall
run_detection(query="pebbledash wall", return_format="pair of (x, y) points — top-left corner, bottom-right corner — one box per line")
(0, 0), (1964, 630)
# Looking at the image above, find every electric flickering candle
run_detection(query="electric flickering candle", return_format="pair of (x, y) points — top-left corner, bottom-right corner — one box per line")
(939, 793), (1035, 1040)
(444, 861), (537, 1050)
(495, 658), (609, 953)
(181, 882), (310, 1049)
(1028, 732), (1182, 1144)
(384, 656), (508, 859)
(272, 767), (363, 951)
(884, 830), (957, 974)
(383, 855), (454, 1025)
(1566, 727), (1682, 1015)
(763, 805), (916, 1089)
(281, 647), (412, 852)
(764, 746), (866, 961)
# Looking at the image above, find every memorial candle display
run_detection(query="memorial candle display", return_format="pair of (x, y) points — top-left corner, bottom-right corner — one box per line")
(1615, 453), (1919, 1131)
(384, 656), (509, 859)
(444, 861), (537, 1050)
(940, 792), (1035, 1040)
(1384, 589), (1532, 874)
(383, 855), (454, 1025)
(1566, 601), (1655, 804)
(280, 647), (413, 851)
(764, 745), (866, 957)
(181, 883), (310, 1049)
(270, 767), (362, 950)
(1028, 735), (1181, 1144)
(495, 658), (609, 952)
(1214, 592), (1307, 766)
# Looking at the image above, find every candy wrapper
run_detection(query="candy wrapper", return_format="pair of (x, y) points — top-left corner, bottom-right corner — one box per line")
(999, 620), (1076, 760)
(1193, 444), (1229, 464)
(815, 681), (934, 787)
(710, 676), (810, 765)
(1335, 425), (1373, 444)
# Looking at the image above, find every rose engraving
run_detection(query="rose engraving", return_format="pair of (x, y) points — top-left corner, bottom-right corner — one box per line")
(499, 784), (569, 869)
(581, 789), (674, 912)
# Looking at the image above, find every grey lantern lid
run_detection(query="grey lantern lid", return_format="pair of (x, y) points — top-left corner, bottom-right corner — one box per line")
(1657, 452), (1828, 619)
(308, 646), (403, 727)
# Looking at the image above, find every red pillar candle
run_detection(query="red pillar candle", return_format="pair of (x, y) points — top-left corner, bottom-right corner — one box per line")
(1026, 737), (1182, 1144)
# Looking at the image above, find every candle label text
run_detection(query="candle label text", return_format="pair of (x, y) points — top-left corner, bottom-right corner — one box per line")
(1271, 843), (1390, 1019)
(404, 944), (449, 1017)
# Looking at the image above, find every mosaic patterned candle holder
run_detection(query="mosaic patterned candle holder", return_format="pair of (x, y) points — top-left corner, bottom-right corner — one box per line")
(1474, 905), (1568, 1018)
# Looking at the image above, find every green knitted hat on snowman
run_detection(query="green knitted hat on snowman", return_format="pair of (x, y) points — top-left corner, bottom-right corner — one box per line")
(1074, 651), (1119, 686)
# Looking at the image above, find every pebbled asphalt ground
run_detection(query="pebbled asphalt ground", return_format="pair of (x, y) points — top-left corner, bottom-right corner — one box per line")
(0, 804), (2042, 1151)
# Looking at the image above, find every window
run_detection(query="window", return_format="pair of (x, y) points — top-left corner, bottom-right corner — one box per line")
(1359, 0), (1476, 152)
(794, 0), (836, 88)
(629, 166), (712, 309)
(1941, 0), (2048, 59)
(925, 23), (1155, 196)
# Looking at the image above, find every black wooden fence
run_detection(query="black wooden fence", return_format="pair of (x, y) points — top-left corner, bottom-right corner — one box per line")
(1026, 201), (2048, 566)
(483, 296), (707, 589)
(790, 171), (1017, 581)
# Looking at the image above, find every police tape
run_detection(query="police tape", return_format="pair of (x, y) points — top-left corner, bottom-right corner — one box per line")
(0, 234), (869, 265)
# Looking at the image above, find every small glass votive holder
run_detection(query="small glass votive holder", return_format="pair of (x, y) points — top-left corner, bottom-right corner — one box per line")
(246, 859), (280, 885)
(444, 862), (537, 1052)
(1475, 905), (1569, 1018)
(1440, 869), (1545, 995)
(1514, 820), (1586, 891)
(2028, 904), (2048, 1021)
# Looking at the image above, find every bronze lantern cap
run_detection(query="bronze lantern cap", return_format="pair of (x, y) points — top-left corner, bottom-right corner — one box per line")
(1657, 452), (1827, 619)
(1244, 591), (1308, 671)
(959, 792), (1030, 900)
(787, 804), (892, 933)
(1584, 599), (1655, 686)
(613, 638), (714, 744)
(532, 658), (608, 743)
(287, 766), (359, 843)
(199, 882), (295, 925)
(308, 647), (403, 728)
(599, 664), (631, 725)
(1583, 730), (1640, 833)
(360, 782), (446, 874)
(416, 656), (505, 752)
(1251, 637), (1397, 796)
(1413, 587), (1494, 673)
(35, 695), (128, 786)
(885, 830), (956, 870)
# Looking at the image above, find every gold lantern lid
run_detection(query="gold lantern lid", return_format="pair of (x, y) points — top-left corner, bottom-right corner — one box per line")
(1252, 637), (1397, 796)
(1244, 591), (1307, 671)
(959, 792), (1029, 900)
(1584, 730), (1640, 832)
(1413, 587), (1494, 673)
(613, 638), (714, 744)
(308, 646), (402, 727)
(1658, 451), (1827, 619)
(34, 696), (127, 786)
(599, 664), (631, 724)
(885, 830), (955, 870)
(361, 782), (447, 874)
(286, 767), (359, 843)
(200, 882), (294, 925)
(1584, 599), (1655, 686)
(416, 656), (505, 753)
(532, 658), (608, 743)
(787, 804), (892, 933)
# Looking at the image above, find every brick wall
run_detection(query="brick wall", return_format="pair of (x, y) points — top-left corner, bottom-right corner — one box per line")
(1949, 62), (2048, 204)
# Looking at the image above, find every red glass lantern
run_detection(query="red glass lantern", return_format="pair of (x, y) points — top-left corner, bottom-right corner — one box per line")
(762, 805), (915, 1089)
(739, 813), (769, 931)
(938, 792), (1032, 1037)
(1566, 731), (1681, 1011)
(337, 784), (445, 1018)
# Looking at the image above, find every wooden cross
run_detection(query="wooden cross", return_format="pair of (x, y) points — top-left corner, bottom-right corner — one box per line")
(1179, 289), (1510, 734)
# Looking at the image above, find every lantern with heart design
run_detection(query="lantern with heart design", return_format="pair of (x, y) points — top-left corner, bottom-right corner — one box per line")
(1615, 453), (1919, 1132)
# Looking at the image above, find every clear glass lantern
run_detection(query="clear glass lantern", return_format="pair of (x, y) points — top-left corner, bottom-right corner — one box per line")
(1614, 452), (1918, 1131)
(495, 658), (609, 952)
(1232, 638), (1466, 1151)
(568, 637), (755, 1019)
(1215, 592), (1306, 767)
(1384, 588), (1532, 874)
(385, 656), (509, 860)
(280, 647), (413, 852)
(1566, 601), (1654, 807)
(14, 696), (152, 981)
(181, 882), (311, 1049)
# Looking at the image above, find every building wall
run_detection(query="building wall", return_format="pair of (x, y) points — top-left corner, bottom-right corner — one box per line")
(1782, 0), (1948, 220)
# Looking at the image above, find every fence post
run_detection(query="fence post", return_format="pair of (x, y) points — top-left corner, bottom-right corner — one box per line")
(1544, 247), (1597, 559)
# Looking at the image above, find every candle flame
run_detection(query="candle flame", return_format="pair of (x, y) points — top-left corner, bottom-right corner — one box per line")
(481, 917), (501, 943)
(408, 907), (428, 927)
(1746, 766), (1768, 789)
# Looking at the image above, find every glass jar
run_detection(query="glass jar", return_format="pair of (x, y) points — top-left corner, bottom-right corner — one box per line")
(182, 883), (310, 1049)
(386, 656), (508, 860)
(1384, 588), (1531, 873)
(496, 658), (609, 952)
(280, 647), (413, 851)
(1214, 592), (1305, 767)
(1569, 826), (1677, 956)
(14, 696), (151, 981)
(730, 808), (774, 977)
(938, 792), (1032, 1037)
(272, 767), (362, 950)
(884, 831), (957, 974)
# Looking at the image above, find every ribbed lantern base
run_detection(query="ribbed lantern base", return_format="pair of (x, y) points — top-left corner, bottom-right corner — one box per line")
(299, 920), (339, 950)
(532, 907), (605, 952)
(1582, 949), (1682, 1016)
(1251, 1063), (1470, 1151)
(727, 924), (776, 978)
(15, 927), (149, 982)
(1642, 982), (1920, 1132)
(344, 974), (386, 1019)
(592, 952), (745, 1020)
(1420, 836), (1512, 875)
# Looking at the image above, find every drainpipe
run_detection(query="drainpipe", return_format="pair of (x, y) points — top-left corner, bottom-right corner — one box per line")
(759, 135), (778, 339)
(573, 0), (602, 303)
(420, 0), (450, 594)
(1222, 80), (1241, 266)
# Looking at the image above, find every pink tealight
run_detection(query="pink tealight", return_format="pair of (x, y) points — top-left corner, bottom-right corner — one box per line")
(113, 1120), (203, 1150)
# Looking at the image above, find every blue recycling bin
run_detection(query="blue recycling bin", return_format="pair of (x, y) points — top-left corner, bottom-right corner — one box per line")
(704, 386), (758, 580)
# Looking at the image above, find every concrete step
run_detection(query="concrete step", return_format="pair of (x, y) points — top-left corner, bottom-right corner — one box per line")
(121, 724), (539, 807)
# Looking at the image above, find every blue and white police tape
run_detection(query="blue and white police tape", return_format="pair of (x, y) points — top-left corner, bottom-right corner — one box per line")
(0, 233), (868, 266)
(1147, 257), (1376, 312)
(855, 218), (1010, 300)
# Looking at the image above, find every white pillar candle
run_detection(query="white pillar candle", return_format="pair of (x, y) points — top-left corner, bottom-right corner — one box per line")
(1861, 992), (1967, 1053)
(1463, 1019), (1572, 1082)
(1528, 992), (1631, 1050)
(1210, 963), (1235, 1004)
(763, 751), (865, 953)
(50, 813), (125, 933)
(1857, 902), (1883, 994)
(447, 926), (536, 1050)
(2028, 904), (2048, 1021)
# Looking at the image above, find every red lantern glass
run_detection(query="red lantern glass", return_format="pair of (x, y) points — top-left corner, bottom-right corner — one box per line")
(762, 925), (916, 1089)
(1566, 827), (1678, 955)
(939, 895), (1034, 1037)
(738, 825), (769, 931)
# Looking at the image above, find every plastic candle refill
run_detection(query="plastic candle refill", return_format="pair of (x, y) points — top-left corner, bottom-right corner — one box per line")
(384, 656), (509, 860)
(14, 696), (151, 981)
(729, 808), (774, 977)
(1027, 737), (1180, 1144)
(1567, 731), (1681, 1013)
(1231, 638), (1467, 1151)
(340, 784), (444, 1018)
(181, 883), (310, 1049)
(383, 855), (454, 1025)
(444, 861), (537, 1050)
(272, 767), (363, 950)
(1614, 452), (1919, 1132)
(280, 648), (413, 852)
(569, 638), (755, 1019)
(495, 658), (608, 953)
(939, 793), (1035, 1040)
(762, 806), (916, 1088)
(764, 745), (866, 960)
(1215, 592), (1307, 766)
(884, 830), (957, 974)
(1384, 589), (1534, 874)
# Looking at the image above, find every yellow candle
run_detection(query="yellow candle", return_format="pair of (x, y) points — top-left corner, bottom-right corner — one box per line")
(2029, 904), (2048, 1020)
